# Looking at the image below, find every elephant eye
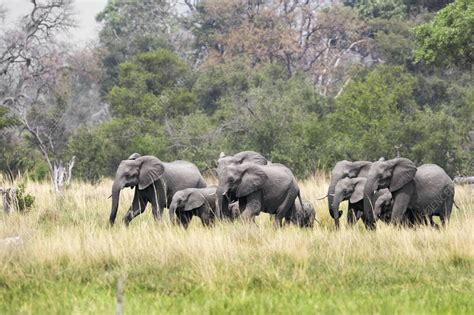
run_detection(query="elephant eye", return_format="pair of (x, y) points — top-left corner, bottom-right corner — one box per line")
(343, 189), (347, 194)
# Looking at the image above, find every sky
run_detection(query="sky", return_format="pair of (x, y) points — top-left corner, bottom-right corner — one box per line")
(0, 0), (109, 46)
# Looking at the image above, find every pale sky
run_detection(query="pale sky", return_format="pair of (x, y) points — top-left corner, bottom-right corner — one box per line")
(0, 0), (109, 46)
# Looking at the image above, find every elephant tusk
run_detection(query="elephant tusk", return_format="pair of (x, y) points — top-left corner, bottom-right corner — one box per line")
(315, 194), (328, 200)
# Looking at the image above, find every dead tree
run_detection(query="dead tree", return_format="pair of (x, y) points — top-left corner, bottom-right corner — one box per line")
(0, 1), (78, 192)
(0, 187), (17, 213)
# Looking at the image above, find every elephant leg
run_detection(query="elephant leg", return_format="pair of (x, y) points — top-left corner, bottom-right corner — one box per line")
(241, 192), (262, 223)
(390, 182), (414, 226)
(177, 212), (192, 229)
(123, 193), (147, 226)
(429, 216), (440, 229)
(198, 206), (214, 227)
(347, 208), (355, 225)
(274, 191), (297, 228)
(148, 188), (162, 222)
(440, 192), (454, 227)
(285, 203), (297, 227)
(355, 210), (364, 222)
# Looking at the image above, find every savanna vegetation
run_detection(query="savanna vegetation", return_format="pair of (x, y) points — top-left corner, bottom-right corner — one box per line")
(0, 0), (473, 314)
(0, 178), (473, 314)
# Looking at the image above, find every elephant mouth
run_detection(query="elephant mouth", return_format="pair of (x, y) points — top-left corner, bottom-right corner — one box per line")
(224, 191), (238, 203)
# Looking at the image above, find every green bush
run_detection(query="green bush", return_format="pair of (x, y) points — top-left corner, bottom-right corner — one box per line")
(16, 183), (35, 211)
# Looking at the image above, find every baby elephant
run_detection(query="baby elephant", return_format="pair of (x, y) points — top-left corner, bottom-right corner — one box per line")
(169, 187), (217, 228)
(288, 201), (316, 228)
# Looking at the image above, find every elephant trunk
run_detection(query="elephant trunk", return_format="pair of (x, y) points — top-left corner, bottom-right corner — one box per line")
(109, 181), (123, 226)
(327, 180), (341, 226)
(168, 201), (177, 224)
(216, 185), (229, 220)
(363, 177), (378, 230)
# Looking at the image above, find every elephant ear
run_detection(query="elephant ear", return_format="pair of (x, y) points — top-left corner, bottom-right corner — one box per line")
(389, 158), (417, 192)
(184, 191), (206, 211)
(138, 156), (165, 190)
(350, 178), (366, 203)
(236, 164), (268, 197)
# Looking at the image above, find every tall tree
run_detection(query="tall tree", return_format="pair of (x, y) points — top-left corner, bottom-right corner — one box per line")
(188, 1), (373, 97)
(0, 0), (103, 191)
(96, 0), (194, 93)
(415, 0), (473, 67)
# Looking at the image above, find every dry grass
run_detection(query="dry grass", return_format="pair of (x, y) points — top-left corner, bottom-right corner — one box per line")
(0, 176), (473, 314)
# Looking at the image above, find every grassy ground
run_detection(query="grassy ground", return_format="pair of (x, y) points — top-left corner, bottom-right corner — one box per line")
(0, 176), (473, 314)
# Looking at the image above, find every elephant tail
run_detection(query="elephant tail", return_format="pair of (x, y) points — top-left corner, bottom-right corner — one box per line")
(297, 191), (304, 209)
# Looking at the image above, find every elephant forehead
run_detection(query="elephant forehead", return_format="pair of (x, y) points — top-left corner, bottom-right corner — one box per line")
(336, 177), (354, 189)
(173, 191), (186, 200)
(117, 160), (136, 174)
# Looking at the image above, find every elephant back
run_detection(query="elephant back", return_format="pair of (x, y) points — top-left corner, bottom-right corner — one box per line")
(162, 160), (207, 193)
(411, 164), (454, 213)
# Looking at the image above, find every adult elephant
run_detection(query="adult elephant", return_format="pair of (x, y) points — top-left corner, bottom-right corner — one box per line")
(216, 151), (268, 219)
(218, 162), (303, 227)
(333, 177), (419, 226)
(328, 160), (372, 227)
(363, 158), (454, 230)
(109, 155), (207, 226)
(168, 187), (217, 228)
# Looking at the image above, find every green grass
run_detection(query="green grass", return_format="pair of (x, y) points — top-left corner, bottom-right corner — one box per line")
(0, 179), (472, 314)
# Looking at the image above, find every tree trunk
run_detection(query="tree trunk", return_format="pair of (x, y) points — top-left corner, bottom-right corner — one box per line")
(1, 188), (17, 213)
(52, 157), (76, 192)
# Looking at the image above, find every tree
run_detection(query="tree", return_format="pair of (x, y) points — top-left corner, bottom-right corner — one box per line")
(188, 1), (373, 96)
(415, 0), (473, 67)
(107, 49), (195, 119)
(96, 0), (193, 93)
(317, 66), (415, 165)
(0, 1), (104, 191)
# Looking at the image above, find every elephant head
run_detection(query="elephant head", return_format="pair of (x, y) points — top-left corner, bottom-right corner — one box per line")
(373, 189), (393, 223)
(109, 155), (165, 225)
(363, 158), (417, 229)
(331, 177), (366, 219)
(168, 189), (210, 223)
(216, 151), (267, 218)
(328, 161), (372, 225)
(218, 163), (268, 203)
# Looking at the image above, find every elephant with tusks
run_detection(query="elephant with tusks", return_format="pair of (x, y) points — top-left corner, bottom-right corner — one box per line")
(109, 154), (206, 226)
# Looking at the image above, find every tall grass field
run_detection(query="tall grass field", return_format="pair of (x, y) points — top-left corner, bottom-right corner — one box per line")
(0, 176), (473, 314)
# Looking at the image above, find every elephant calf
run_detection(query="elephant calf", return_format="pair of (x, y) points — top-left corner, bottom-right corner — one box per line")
(169, 187), (218, 228)
(287, 201), (316, 228)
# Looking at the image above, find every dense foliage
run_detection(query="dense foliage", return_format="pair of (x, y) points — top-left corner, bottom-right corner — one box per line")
(0, 0), (472, 181)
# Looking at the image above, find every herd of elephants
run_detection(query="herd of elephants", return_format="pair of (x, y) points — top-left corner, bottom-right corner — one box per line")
(108, 151), (455, 230)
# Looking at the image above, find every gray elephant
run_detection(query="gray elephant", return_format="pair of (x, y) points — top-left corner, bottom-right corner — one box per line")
(218, 162), (303, 227)
(332, 177), (367, 225)
(227, 201), (242, 220)
(334, 177), (437, 227)
(363, 158), (454, 230)
(109, 155), (207, 226)
(374, 189), (440, 228)
(287, 200), (316, 228)
(168, 187), (217, 228)
(328, 160), (372, 227)
(216, 151), (268, 219)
